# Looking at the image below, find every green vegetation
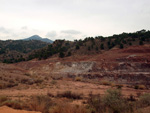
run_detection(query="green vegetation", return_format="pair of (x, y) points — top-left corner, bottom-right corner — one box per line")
(1, 29), (150, 63)
(87, 89), (150, 113)
(120, 43), (124, 49)
(0, 40), (48, 63)
(1, 89), (150, 113)
(100, 43), (104, 50)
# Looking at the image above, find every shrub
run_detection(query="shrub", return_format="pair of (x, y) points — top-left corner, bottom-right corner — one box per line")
(116, 84), (123, 89)
(75, 76), (82, 81)
(6, 83), (18, 88)
(0, 83), (5, 89)
(134, 85), (139, 89)
(102, 89), (131, 113)
(28, 95), (53, 113)
(138, 85), (146, 90)
(100, 80), (111, 86)
(47, 91), (55, 97)
(128, 94), (136, 101)
(87, 93), (104, 113)
(35, 79), (43, 84)
(0, 96), (8, 106)
(134, 85), (146, 90)
(57, 91), (82, 99)
(1, 100), (23, 109)
(139, 93), (150, 107)
(51, 80), (57, 85)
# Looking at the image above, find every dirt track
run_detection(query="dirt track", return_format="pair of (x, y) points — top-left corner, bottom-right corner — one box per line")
(0, 106), (41, 113)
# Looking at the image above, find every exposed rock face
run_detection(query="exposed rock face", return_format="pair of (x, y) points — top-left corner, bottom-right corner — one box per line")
(14, 45), (150, 85)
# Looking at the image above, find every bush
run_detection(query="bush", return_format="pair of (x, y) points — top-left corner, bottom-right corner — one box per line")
(0, 83), (5, 89)
(28, 95), (53, 113)
(0, 96), (8, 106)
(116, 84), (123, 89)
(57, 91), (82, 99)
(51, 80), (57, 85)
(87, 93), (104, 113)
(138, 85), (146, 90)
(1, 100), (23, 109)
(102, 89), (131, 113)
(87, 89), (134, 113)
(134, 85), (146, 90)
(100, 80), (111, 86)
(35, 79), (43, 84)
(139, 93), (150, 107)
(6, 83), (18, 88)
(75, 76), (82, 81)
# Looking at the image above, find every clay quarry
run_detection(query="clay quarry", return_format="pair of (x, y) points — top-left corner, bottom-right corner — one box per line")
(0, 44), (150, 113)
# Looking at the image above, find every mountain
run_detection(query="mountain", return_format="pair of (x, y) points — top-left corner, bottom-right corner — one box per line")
(24, 35), (53, 43)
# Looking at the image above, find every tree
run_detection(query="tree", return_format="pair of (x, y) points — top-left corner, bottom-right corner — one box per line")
(88, 46), (91, 51)
(95, 46), (98, 51)
(59, 52), (64, 58)
(76, 45), (80, 50)
(120, 43), (124, 49)
(139, 41), (143, 45)
(100, 43), (104, 50)
(67, 51), (71, 56)
(129, 42), (132, 46)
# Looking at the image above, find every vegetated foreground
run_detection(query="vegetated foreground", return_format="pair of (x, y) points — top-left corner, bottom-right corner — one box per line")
(0, 44), (150, 113)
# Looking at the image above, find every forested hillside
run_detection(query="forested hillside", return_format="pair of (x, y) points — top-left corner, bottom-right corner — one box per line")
(1, 29), (150, 63)
(0, 40), (49, 63)
(28, 29), (150, 60)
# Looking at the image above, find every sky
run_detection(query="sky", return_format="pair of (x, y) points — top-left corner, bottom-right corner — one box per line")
(0, 0), (150, 41)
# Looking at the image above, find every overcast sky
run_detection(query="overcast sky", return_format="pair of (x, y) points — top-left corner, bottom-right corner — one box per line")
(0, 0), (150, 41)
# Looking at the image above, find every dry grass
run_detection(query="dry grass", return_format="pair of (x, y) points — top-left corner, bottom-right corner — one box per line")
(28, 95), (53, 113)
(49, 103), (87, 113)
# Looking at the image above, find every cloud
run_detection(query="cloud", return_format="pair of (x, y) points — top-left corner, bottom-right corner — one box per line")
(61, 30), (81, 35)
(0, 26), (44, 40)
(57, 34), (75, 41)
(0, 27), (10, 34)
(46, 31), (57, 38)
(21, 26), (28, 30)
